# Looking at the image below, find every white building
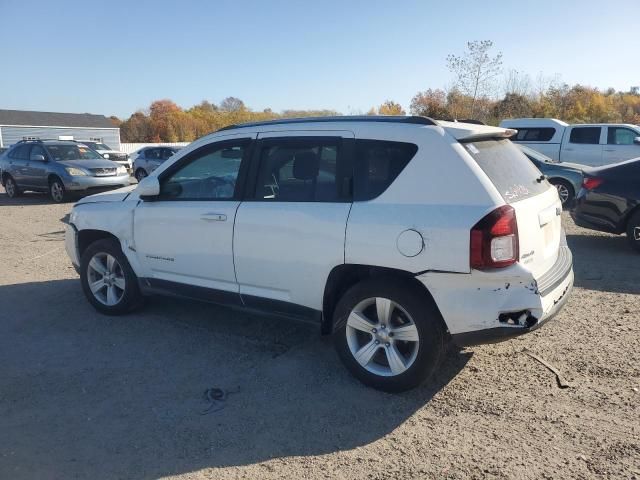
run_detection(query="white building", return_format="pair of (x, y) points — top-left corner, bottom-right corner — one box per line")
(0, 109), (120, 149)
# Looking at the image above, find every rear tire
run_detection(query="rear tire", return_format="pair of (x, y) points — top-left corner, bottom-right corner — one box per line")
(549, 179), (574, 208)
(4, 175), (21, 198)
(49, 177), (67, 203)
(332, 277), (445, 392)
(626, 210), (640, 253)
(80, 238), (142, 315)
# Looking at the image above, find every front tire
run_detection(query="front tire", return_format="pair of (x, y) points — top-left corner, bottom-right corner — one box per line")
(626, 210), (640, 253)
(549, 179), (574, 208)
(4, 175), (20, 198)
(332, 277), (445, 392)
(80, 238), (142, 315)
(49, 177), (67, 203)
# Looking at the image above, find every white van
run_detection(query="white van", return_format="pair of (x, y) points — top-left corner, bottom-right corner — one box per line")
(65, 116), (573, 391)
(499, 118), (640, 166)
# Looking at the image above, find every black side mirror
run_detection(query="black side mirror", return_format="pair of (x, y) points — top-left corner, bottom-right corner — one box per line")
(633, 136), (640, 145)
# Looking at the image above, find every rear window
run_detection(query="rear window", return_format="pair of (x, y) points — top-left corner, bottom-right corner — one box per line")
(513, 128), (556, 142)
(463, 139), (549, 203)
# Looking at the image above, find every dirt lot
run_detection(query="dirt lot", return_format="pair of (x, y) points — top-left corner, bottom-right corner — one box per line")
(0, 189), (638, 480)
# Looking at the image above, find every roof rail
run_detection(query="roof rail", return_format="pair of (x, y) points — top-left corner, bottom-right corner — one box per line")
(216, 115), (437, 132)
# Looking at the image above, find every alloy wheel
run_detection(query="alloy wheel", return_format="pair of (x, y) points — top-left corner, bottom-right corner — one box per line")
(87, 252), (126, 306)
(555, 184), (569, 205)
(50, 182), (64, 202)
(5, 178), (16, 197)
(345, 297), (420, 377)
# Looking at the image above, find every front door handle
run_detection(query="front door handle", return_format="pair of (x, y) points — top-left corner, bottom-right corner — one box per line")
(200, 213), (227, 222)
(603, 149), (615, 152)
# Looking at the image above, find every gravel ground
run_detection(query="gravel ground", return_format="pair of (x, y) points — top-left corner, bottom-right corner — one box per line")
(0, 189), (639, 480)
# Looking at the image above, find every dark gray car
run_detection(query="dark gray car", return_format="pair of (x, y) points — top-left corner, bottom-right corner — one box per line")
(0, 140), (131, 202)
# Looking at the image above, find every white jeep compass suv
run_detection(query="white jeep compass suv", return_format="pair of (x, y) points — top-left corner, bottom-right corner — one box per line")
(65, 116), (574, 392)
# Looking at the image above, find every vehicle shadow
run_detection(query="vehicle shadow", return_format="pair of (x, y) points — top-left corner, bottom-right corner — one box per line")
(566, 232), (640, 294)
(0, 190), (60, 206)
(0, 279), (470, 480)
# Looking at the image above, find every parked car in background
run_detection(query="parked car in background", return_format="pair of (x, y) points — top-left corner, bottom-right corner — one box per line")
(132, 146), (180, 181)
(0, 140), (130, 202)
(65, 116), (573, 392)
(80, 141), (132, 174)
(500, 118), (640, 167)
(572, 157), (640, 252)
(518, 145), (584, 207)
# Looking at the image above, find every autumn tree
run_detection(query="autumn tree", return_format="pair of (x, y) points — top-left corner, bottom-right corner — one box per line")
(409, 89), (450, 118)
(376, 100), (405, 115)
(446, 40), (503, 118)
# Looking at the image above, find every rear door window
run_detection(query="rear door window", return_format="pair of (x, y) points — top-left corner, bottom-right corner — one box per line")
(9, 145), (31, 160)
(463, 139), (549, 203)
(253, 138), (349, 202)
(569, 127), (601, 144)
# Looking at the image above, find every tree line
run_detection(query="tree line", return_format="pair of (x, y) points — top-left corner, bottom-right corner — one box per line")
(116, 41), (640, 143)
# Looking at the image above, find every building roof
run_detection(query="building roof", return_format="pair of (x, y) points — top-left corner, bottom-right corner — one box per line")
(0, 109), (116, 128)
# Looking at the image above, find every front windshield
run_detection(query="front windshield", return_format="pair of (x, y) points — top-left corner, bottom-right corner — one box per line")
(518, 145), (558, 163)
(46, 144), (104, 161)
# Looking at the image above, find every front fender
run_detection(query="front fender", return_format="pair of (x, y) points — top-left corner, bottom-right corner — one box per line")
(69, 200), (144, 276)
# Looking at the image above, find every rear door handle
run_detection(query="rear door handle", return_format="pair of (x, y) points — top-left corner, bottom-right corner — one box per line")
(604, 149), (615, 152)
(200, 213), (227, 222)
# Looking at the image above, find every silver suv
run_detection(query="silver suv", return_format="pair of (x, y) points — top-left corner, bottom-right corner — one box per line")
(0, 140), (130, 202)
(132, 146), (180, 181)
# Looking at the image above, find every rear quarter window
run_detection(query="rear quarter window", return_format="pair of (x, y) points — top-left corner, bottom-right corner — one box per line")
(513, 128), (556, 142)
(463, 139), (549, 203)
(354, 139), (418, 201)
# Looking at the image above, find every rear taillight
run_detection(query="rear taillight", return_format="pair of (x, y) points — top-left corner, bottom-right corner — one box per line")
(582, 177), (603, 190)
(470, 205), (519, 269)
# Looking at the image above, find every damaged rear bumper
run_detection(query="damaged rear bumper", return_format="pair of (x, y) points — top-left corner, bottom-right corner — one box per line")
(418, 245), (574, 347)
(451, 269), (573, 346)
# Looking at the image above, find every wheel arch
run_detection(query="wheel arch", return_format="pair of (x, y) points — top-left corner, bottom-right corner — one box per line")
(48, 173), (63, 185)
(77, 229), (120, 259)
(321, 264), (446, 335)
(622, 202), (640, 233)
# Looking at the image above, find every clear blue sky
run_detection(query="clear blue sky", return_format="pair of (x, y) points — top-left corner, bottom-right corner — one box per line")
(1, 0), (638, 119)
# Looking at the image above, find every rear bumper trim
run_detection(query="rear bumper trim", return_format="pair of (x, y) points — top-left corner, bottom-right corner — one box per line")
(536, 245), (572, 297)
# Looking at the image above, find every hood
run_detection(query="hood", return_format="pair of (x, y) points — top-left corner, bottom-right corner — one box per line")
(58, 159), (121, 170)
(75, 185), (137, 205)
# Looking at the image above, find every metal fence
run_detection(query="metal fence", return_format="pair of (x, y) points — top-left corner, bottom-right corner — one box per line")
(120, 142), (189, 154)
